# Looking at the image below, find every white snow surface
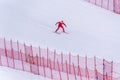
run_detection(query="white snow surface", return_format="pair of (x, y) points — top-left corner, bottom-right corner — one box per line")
(0, 0), (120, 79)
(0, 66), (50, 80)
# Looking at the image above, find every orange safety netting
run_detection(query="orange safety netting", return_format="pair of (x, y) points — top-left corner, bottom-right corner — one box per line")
(85, 0), (120, 14)
(0, 38), (120, 80)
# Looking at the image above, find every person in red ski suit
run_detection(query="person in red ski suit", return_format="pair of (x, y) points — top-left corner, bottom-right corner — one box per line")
(55, 21), (67, 32)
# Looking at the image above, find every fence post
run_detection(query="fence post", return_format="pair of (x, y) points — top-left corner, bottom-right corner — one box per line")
(31, 45), (34, 73)
(78, 65), (82, 80)
(85, 56), (89, 80)
(107, 0), (109, 10)
(24, 42), (27, 72)
(47, 48), (49, 67)
(101, 0), (103, 7)
(77, 54), (80, 75)
(94, 56), (98, 80)
(54, 49), (56, 69)
(20, 50), (24, 71)
(17, 41), (20, 60)
(31, 45), (33, 57)
(61, 52), (63, 72)
(0, 39), (1, 65)
(36, 54), (39, 75)
(29, 56), (32, 73)
(86, 56), (87, 80)
(103, 59), (105, 80)
(94, 56), (96, 80)
(66, 61), (69, 80)
(57, 60), (62, 80)
(0, 48), (2, 66)
(4, 38), (9, 67)
(111, 61), (113, 80)
(69, 53), (71, 74)
(113, 0), (115, 12)
(73, 63), (77, 80)
(50, 60), (53, 79)
(10, 39), (15, 68)
(39, 47), (41, 66)
(24, 43), (26, 54)
(95, 0), (96, 5)
(43, 57), (46, 77)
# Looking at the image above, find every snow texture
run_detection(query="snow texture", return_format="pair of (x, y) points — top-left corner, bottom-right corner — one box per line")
(0, 0), (120, 79)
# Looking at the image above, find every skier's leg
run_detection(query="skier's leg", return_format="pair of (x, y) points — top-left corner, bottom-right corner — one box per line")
(61, 27), (65, 32)
(55, 27), (59, 32)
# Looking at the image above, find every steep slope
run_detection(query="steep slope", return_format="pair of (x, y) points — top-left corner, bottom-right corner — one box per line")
(0, 66), (51, 80)
(0, 0), (120, 79)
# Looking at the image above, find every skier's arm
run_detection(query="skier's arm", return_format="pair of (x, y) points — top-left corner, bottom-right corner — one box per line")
(55, 22), (59, 25)
(63, 23), (67, 27)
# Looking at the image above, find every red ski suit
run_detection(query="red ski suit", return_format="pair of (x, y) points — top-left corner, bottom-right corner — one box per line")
(55, 21), (67, 32)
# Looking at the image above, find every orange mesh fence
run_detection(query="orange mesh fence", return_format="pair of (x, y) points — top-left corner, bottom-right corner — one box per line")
(113, 63), (120, 80)
(114, 0), (120, 13)
(103, 59), (113, 80)
(85, 0), (120, 14)
(0, 38), (120, 80)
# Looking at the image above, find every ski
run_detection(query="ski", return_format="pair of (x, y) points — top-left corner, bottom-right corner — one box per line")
(54, 32), (61, 35)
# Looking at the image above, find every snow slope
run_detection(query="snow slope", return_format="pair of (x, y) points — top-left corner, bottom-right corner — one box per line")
(1, 0), (120, 62)
(0, 0), (120, 79)
(0, 66), (50, 80)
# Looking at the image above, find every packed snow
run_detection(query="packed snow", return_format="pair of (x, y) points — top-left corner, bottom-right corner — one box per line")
(0, 66), (51, 80)
(0, 0), (120, 79)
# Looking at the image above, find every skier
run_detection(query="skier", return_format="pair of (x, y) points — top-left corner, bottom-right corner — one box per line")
(55, 20), (67, 33)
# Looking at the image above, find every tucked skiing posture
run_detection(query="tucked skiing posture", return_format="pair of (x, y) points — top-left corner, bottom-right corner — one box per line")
(55, 21), (67, 33)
